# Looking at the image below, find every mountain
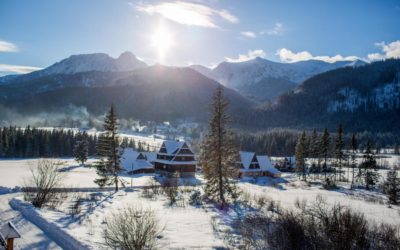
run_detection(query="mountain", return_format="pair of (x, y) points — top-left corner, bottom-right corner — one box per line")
(35, 51), (147, 77)
(0, 55), (253, 123)
(243, 59), (400, 133)
(191, 57), (367, 101)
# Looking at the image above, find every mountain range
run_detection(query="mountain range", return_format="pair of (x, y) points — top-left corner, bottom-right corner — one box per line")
(190, 57), (366, 101)
(0, 52), (398, 134)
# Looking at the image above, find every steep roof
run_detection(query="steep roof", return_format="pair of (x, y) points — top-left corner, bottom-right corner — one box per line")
(239, 151), (281, 175)
(121, 148), (153, 171)
(239, 151), (256, 168)
(0, 222), (21, 240)
(162, 140), (186, 154)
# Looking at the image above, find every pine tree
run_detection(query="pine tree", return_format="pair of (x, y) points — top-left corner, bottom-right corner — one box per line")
(319, 128), (330, 181)
(384, 170), (400, 205)
(334, 124), (345, 182)
(94, 105), (123, 191)
(394, 144), (400, 155)
(310, 129), (319, 168)
(73, 132), (89, 166)
(199, 85), (239, 209)
(295, 131), (307, 181)
(359, 140), (379, 190)
(350, 133), (358, 186)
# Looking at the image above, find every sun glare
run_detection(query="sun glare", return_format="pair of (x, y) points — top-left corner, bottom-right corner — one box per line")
(151, 25), (173, 62)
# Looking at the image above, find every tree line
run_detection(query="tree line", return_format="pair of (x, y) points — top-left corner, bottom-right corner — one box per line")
(0, 126), (147, 158)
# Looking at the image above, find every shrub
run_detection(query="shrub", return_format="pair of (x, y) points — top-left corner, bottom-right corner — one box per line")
(23, 159), (62, 208)
(103, 205), (163, 250)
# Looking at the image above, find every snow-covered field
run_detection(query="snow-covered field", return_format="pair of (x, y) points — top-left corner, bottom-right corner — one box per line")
(1, 157), (399, 249)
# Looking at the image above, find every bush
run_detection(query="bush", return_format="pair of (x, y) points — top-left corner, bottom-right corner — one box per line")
(237, 195), (400, 250)
(104, 205), (163, 250)
(189, 189), (203, 206)
(23, 159), (62, 208)
(162, 177), (178, 205)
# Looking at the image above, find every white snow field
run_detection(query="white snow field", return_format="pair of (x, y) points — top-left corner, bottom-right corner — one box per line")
(0, 157), (399, 249)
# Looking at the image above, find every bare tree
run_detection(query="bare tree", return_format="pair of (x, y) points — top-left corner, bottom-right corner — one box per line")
(23, 159), (62, 208)
(103, 205), (163, 250)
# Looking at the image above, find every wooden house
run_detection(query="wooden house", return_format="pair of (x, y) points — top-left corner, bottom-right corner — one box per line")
(237, 151), (281, 178)
(154, 140), (196, 178)
(120, 148), (155, 174)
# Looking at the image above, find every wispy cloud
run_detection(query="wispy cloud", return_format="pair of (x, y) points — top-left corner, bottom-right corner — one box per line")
(136, 1), (238, 28)
(260, 22), (283, 36)
(0, 64), (42, 74)
(0, 40), (18, 52)
(225, 49), (266, 63)
(367, 40), (400, 61)
(276, 48), (359, 63)
(241, 31), (256, 38)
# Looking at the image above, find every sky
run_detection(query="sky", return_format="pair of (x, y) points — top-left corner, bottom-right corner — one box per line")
(0, 0), (400, 75)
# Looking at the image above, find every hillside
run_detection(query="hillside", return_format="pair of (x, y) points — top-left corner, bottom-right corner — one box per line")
(243, 59), (400, 133)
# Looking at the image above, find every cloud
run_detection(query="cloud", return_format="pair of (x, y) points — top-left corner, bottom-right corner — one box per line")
(225, 49), (266, 63)
(0, 40), (18, 52)
(260, 22), (283, 36)
(136, 1), (238, 28)
(0, 64), (42, 74)
(241, 31), (256, 38)
(277, 48), (359, 63)
(367, 40), (400, 61)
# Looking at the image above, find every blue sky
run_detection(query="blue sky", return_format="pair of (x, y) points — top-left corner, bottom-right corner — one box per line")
(0, 0), (399, 75)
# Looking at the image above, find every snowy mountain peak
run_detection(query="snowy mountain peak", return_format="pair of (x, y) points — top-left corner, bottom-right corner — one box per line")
(36, 52), (147, 76)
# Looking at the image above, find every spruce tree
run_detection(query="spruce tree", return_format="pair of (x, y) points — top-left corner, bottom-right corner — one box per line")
(94, 105), (123, 191)
(350, 133), (358, 186)
(384, 170), (400, 205)
(73, 132), (89, 166)
(334, 124), (345, 181)
(359, 140), (379, 190)
(199, 85), (239, 209)
(295, 131), (307, 181)
(319, 128), (330, 181)
(310, 129), (319, 168)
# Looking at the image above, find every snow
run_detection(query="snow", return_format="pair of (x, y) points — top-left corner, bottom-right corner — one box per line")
(238, 173), (400, 226)
(0, 193), (61, 249)
(0, 158), (154, 188)
(1, 155), (399, 248)
(120, 148), (153, 172)
(162, 140), (185, 154)
(194, 57), (365, 90)
(328, 81), (400, 112)
(9, 198), (89, 250)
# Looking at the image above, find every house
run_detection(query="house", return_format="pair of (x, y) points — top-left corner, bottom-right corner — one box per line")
(237, 151), (281, 178)
(120, 148), (155, 174)
(0, 222), (21, 250)
(275, 156), (296, 172)
(154, 140), (196, 178)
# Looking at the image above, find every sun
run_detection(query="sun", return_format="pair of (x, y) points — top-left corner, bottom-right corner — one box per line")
(151, 25), (173, 62)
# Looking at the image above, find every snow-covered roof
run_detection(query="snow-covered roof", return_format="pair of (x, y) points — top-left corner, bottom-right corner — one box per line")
(239, 151), (255, 168)
(239, 151), (281, 175)
(162, 140), (186, 154)
(0, 222), (21, 240)
(121, 148), (153, 171)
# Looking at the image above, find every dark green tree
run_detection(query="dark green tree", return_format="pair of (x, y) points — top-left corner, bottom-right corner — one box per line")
(73, 132), (89, 166)
(94, 105), (123, 191)
(359, 140), (379, 190)
(384, 170), (400, 205)
(334, 124), (345, 181)
(295, 131), (307, 181)
(350, 133), (358, 186)
(319, 128), (330, 181)
(199, 85), (239, 209)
